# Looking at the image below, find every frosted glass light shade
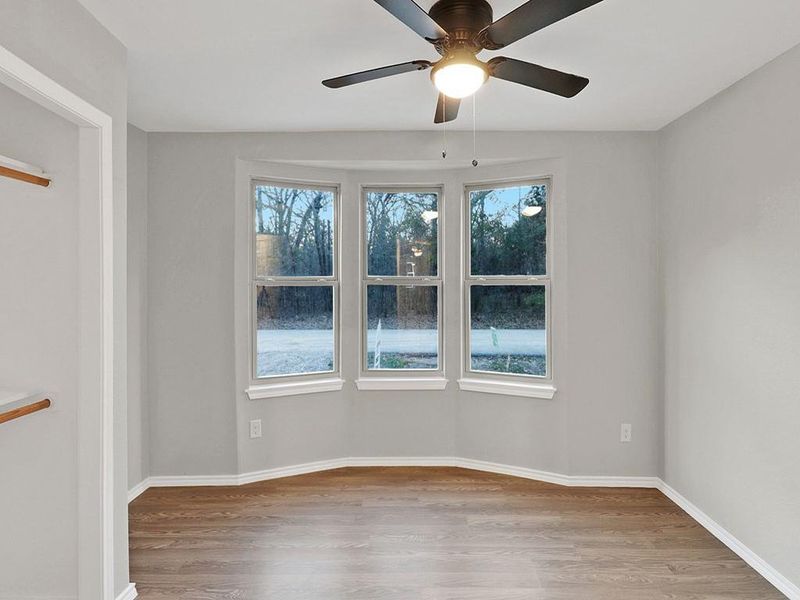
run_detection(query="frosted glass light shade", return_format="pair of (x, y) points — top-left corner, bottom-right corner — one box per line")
(433, 62), (487, 99)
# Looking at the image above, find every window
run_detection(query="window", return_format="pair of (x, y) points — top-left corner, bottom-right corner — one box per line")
(464, 179), (550, 381)
(252, 180), (338, 379)
(361, 188), (443, 375)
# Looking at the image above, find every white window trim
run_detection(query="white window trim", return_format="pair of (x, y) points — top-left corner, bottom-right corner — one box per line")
(358, 184), (448, 389)
(247, 377), (345, 400)
(235, 162), (347, 400)
(458, 378), (556, 399)
(460, 175), (556, 398)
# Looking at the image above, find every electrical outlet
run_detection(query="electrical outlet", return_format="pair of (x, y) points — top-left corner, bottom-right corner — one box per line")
(249, 419), (262, 439)
(620, 423), (632, 443)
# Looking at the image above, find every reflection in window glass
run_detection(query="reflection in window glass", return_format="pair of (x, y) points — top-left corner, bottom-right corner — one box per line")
(470, 285), (546, 377)
(365, 191), (438, 277)
(254, 184), (335, 277)
(366, 285), (438, 370)
(470, 184), (547, 276)
(256, 285), (334, 377)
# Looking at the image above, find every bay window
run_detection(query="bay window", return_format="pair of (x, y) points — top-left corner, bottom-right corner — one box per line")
(240, 164), (556, 399)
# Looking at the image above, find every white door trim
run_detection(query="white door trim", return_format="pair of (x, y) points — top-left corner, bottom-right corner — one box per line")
(0, 45), (116, 599)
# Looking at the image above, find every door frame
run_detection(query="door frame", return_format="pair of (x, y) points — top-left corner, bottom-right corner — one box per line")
(0, 45), (116, 599)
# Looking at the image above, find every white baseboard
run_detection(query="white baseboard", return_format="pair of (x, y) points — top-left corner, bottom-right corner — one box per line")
(128, 456), (660, 492)
(136, 457), (659, 492)
(116, 583), (138, 600)
(347, 456), (459, 468)
(128, 458), (796, 599)
(127, 479), (150, 503)
(238, 458), (349, 485)
(455, 457), (661, 488)
(144, 473), (240, 488)
(0, 582), (136, 600)
(657, 481), (798, 600)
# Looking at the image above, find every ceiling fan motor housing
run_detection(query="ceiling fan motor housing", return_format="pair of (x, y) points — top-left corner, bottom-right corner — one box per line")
(429, 0), (494, 53)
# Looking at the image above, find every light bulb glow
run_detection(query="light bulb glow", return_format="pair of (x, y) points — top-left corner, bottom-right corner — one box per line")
(433, 62), (487, 99)
(421, 210), (439, 224)
(521, 206), (543, 217)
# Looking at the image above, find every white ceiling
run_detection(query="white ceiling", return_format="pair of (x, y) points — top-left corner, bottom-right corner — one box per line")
(78, 0), (800, 132)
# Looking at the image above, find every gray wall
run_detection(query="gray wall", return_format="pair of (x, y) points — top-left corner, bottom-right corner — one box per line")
(145, 131), (661, 479)
(660, 44), (800, 586)
(128, 124), (149, 488)
(0, 83), (80, 600)
(0, 1), (130, 595)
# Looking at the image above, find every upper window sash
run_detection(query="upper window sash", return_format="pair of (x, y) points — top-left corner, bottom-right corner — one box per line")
(251, 178), (339, 282)
(362, 186), (443, 282)
(466, 178), (550, 280)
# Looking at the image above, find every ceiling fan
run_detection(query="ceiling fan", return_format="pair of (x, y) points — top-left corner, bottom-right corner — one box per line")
(322, 0), (604, 123)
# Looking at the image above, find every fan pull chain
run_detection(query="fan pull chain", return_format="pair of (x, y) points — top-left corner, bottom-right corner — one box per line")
(472, 93), (479, 167)
(442, 97), (447, 159)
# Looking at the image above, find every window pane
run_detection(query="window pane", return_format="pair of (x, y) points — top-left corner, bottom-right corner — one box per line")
(365, 191), (438, 277)
(256, 286), (334, 377)
(366, 285), (438, 370)
(254, 184), (334, 277)
(470, 285), (546, 377)
(470, 183), (547, 276)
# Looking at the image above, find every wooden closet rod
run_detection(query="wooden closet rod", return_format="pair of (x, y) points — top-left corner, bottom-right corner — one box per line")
(0, 155), (51, 187)
(0, 398), (51, 425)
(0, 164), (51, 187)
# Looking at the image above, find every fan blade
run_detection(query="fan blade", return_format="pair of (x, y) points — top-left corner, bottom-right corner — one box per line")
(434, 93), (460, 123)
(488, 57), (589, 98)
(374, 0), (447, 42)
(478, 0), (604, 49)
(323, 60), (432, 88)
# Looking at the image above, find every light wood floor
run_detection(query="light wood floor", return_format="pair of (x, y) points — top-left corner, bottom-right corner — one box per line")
(129, 467), (782, 599)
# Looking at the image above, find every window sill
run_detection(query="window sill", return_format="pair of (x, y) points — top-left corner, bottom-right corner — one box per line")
(355, 377), (449, 391)
(457, 378), (556, 399)
(246, 377), (345, 400)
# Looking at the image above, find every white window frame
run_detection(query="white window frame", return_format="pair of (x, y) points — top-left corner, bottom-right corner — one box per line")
(357, 185), (447, 390)
(249, 177), (342, 390)
(459, 176), (556, 399)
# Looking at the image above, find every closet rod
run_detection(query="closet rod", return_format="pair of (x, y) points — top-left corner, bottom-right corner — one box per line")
(0, 398), (51, 425)
(0, 155), (51, 187)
